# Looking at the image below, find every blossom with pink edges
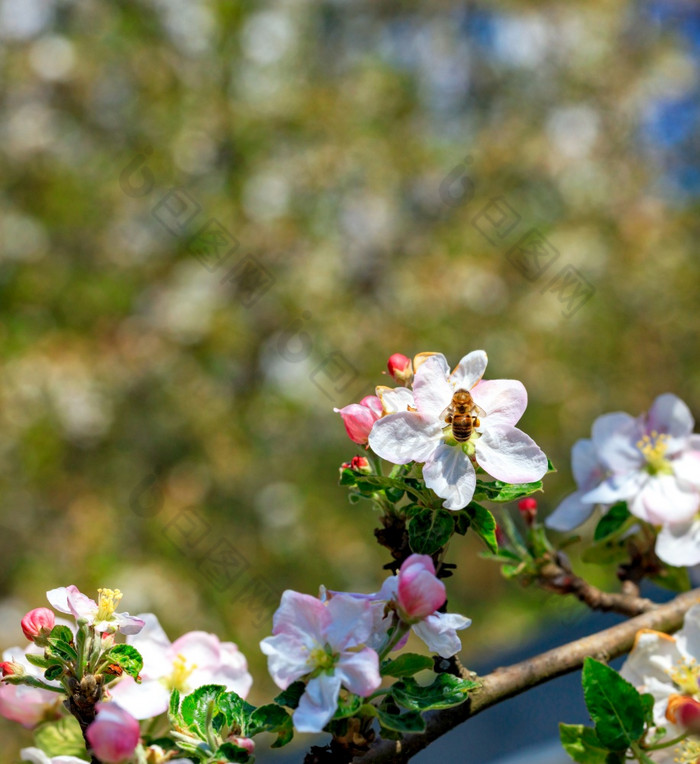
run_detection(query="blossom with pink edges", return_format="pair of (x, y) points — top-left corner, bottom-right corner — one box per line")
(369, 351), (547, 510)
(334, 396), (383, 445)
(396, 554), (446, 622)
(85, 702), (140, 763)
(108, 613), (252, 720)
(21, 608), (55, 643)
(46, 586), (144, 635)
(386, 353), (413, 385)
(0, 646), (61, 728)
(260, 590), (380, 733)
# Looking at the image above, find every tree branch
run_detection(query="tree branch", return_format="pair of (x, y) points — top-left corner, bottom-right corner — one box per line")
(353, 587), (700, 763)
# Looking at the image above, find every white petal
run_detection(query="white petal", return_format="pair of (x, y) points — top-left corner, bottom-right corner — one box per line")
(656, 519), (700, 568)
(475, 426), (548, 483)
(630, 475), (699, 525)
(647, 393), (694, 453)
(591, 412), (642, 473)
(271, 590), (328, 646)
(260, 634), (313, 690)
(376, 386), (414, 415)
(413, 352), (450, 375)
(676, 604), (700, 663)
(19, 750), (52, 764)
(470, 379), (527, 428)
(571, 439), (604, 490)
(335, 648), (381, 696)
(673, 449), (700, 488)
(412, 612), (471, 658)
(582, 471), (646, 505)
(45, 587), (71, 614)
(368, 412), (441, 465)
(293, 674), (342, 733)
(423, 444), (476, 510)
(545, 491), (596, 532)
(127, 613), (173, 680)
(413, 355), (454, 419)
(107, 676), (170, 720)
(449, 350), (488, 391)
(325, 595), (374, 649)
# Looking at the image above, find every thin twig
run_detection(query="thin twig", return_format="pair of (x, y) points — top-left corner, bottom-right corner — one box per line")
(352, 587), (700, 763)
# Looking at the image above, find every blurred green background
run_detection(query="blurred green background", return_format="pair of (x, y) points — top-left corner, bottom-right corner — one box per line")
(1, 0), (699, 759)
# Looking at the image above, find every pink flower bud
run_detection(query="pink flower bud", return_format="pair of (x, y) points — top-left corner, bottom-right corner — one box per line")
(334, 396), (382, 445)
(21, 609), (55, 642)
(667, 694), (700, 734)
(86, 702), (140, 763)
(396, 554), (446, 622)
(518, 498), (538, 526)
(387, 354), (413, 385)
(228, 736), (255, 754)
(341, 456), (371, 473)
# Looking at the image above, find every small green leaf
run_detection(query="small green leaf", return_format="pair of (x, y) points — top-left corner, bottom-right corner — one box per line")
(46, 639), (77, 663)
(454, 512), (470, 535)
(25, 653), (56, 670)
(581, 538), (630, 565)
(34, 716), (88, 759)
(181, 684), (225, 737)
(218, 690), (255, 729)
(593, 503), (631, 541)
(651, 564), (691, 592)
(332, 693), (363, 720)
(105, 644), (143, 679)
(49, 625), (73, 644)
(381, 654), (434, 678)
(390, 674), (478, 711)
(473, 479), (543, 503)
(375, 706), (426, 733)
(214, 742), (252, 762)
(169, 688), (181, 719)
(274, 680), (306, 709)
(582, 658), (646, 750)
(465, 502), (498, 553)
(385, 486), (405, 503)
(249, 704), (294, 747)
(340, 468), (358, 486)
(44, 664), (63, 681)
(559, 723), (624, 764)
(408, 509), (455, 555)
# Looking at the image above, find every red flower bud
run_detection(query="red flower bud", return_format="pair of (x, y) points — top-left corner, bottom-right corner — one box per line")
(666, 694), (700, 734)
(341, 456), (371, 474)
(0, 661), (21, 677)
(387, 354), (413, 386)
(21, 608), (55, 642)
(518, 498), (538, 525)
(334, 396), (382, 445)
(228, 736), (255, 754)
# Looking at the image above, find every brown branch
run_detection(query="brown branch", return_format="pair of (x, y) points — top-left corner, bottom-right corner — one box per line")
(353, 587), (700, 764)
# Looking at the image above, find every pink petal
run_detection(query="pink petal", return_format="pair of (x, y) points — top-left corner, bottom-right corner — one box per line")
(271, 590), (328, 646)
(647, 393), (694, 453)
(470, 379), (527, 428)
(412, 612), (471, 658)
(397, 559), (446, 620)
(335, 648), (381, 697)
(169, 631), (220, 669)
(545, 490), (596, 532)
(361, 395), (383, 418)
(368, 412), (441, 465)
(413, 355), (454, 419)
(333, 403), (379, 445)
(449, 350), (488, 391)
(591, 412), (642, 472)
(260, 633), (313, 690)
(630, 475), (699, 525)
(423, 443), (476, 510)
(475, 426), (548, 483)
(293, 674), (342, 733)
(325, 595), (374, 650)
(65, 587), (98, 621)
(206, 643), (252, 698)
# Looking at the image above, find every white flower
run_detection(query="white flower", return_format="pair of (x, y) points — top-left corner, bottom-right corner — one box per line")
(46, 586), (145, 635)
(369, 351), (548, 510)
(260, 591), (381, 733)
(20, 748), (86, 764)
(621, 604), (700, 762)
(108, 613), (252, 720)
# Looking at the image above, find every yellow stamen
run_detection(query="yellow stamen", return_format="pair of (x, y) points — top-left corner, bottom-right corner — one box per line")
(636, 431), (673, 475)
(677, 739), (700, 763)
(165, 653), (198, 692)
(309, 646), (335, 672)
(668, 657), (700, 696)
(95, 588), (123, 622)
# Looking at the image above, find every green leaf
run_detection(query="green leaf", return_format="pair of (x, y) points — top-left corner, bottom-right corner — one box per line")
(375, 706), (426, 733)
(385, 486), (405, 503)
(340, 468), (358, 486)
(390, 674), (478, 711)
(274, 680), (306, 709)
(218, 690), (255, 729)
(454, 512), (470, 535)
(181, 684), (225, 737)
(248, 704), (294, 747)
(651, 564), (691, 593)
(169, 688), (181, 719)
(214, 742), (252, 762)
(25, 653), (57, 670)
(465, 502), (498, 553)
(473, 479), (543, 504)
(581, 538), (630, 565)
(640, 693), (655, 726)
(332, 692), (363, 720)
(381, 653), (434, 678)
(593, 503), (631, 541)
(34, 716), (88, 759)
(582, 658), (646, 750)
(408, 509), (455, 555)
(44, 664), (64, 681)
(105, 644), (143, 679)
(49, 625), (73, 644)
(559, 723), (624, 764)
(46, 639), (77, 663)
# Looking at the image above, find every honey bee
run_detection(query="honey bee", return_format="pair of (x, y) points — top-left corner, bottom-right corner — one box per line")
(444, 389), (480, 442)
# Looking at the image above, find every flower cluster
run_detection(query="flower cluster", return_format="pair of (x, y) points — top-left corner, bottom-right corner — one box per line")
(546, 393), (700, 565)
(337, 351), (548, 510)
(260, 554), (470, 733)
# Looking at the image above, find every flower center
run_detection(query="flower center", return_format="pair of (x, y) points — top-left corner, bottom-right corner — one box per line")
(668, 658), (700, 697)
(678, 739), (700, 763)
(95, 588), (123, 621)
(637, 431), (673, 475)
(309, 645), (336, 675)
(165, 653), (198, 692)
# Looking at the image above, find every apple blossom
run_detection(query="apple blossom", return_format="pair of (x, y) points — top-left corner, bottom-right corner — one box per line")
(260, 590), (381, 733)
(0, 646), (62, 728)
(85, 702), (140, 763)
(228, 736), (255, 754)
(20, 748), (87, 764)
(369, 351), (548, 510)
(396, 554), (446, 622)
(334, 396), (383, 445)
(621, 604), (700, 757)
(341, 455), (371, 473)
(387, 353), (413, 386)
(108, 613), (252, 720)
(46, 586), (145, 635)
(21, 608), (55, 643)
